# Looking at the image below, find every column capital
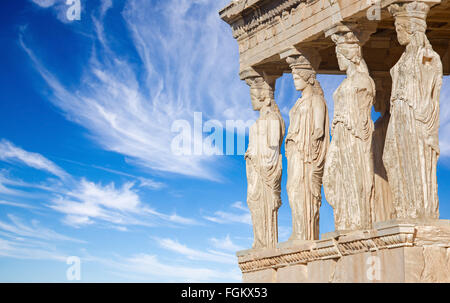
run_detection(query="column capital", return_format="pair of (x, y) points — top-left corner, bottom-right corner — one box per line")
(325, 21), (377, 46)
(239, 66), (260, 81)
(239, 67), (280, 90)
(388, 1), (431, 19)
(387, 0), (440, 5)
(280, 47), (321, 73)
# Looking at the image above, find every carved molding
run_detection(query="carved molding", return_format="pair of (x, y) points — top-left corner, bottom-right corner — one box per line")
(230, 0), (342, 55)
(230, 0), (305, 39)
(235, 222), (443, 273)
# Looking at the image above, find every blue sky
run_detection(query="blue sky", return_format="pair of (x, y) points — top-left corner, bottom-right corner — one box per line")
(0, 0), (449, 282)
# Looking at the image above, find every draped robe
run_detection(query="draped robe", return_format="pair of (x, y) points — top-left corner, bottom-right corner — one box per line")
(323, 73), (375, 231)
(383, 40), (442, 219)
(286, 94), (329, 240)
(245, 107), (285, 248)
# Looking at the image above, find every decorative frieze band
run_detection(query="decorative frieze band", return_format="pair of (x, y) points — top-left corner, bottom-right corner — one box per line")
(230, 0), (305, 39)
(237, 223), (418, 273)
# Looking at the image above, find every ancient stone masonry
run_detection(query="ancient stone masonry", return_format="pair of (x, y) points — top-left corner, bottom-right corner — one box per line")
(237, 220), (450, 282)
(220, 0), (450, 282)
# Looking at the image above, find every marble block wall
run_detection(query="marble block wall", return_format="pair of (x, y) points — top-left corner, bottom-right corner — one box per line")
(237, 220), (450, 283)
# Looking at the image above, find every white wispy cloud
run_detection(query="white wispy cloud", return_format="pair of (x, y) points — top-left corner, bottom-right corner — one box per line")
(0, 139), (69, 180)
(156, 237), (236, 265)
(209, 234), (244, 252)
(99, 0), (113, 17)
(0, 238), (68, 261)
(0, 171), (32, 197)
(204, 201), (252, 225)
(0, 200), (38, 210)
(0, 214), (85, 262)
(0, 214), (84, 243)
(29, 0), (58, 8)
(0, 140), (196, 230)
(21, 0), (254, 181)
(48, 179), (198, 228)
(230, 201), (248, 211)
(49, 179), (145, 227)
(113, 253), (241, 282)
(57, 158), (165, 190)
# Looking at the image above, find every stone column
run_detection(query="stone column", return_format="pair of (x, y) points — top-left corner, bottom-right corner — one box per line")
(323, 23), (377, 231)
(240, 68), (286, 249)
(384, 1), (443, 220)
(279, 47), (330, 241)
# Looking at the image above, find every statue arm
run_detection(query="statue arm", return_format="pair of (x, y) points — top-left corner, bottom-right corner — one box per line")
(416, 48), (442, 151)
(312, 96), (326, 140)
(354, 84), (375, 141)
(268, 117), (281, 149)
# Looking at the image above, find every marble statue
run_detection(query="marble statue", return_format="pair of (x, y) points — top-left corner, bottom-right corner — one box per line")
(384, 2), (443, 220)
(323, 31), (376, 231)
(221, 0), (450, 284)
(244, 74), (285, 249)
(285, 50), (329, 241)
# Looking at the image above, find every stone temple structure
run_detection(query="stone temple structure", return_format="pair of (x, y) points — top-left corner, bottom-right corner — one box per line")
(219, 0), (450, 282)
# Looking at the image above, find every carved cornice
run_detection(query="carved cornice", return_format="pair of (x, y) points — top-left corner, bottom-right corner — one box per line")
(219, 0), (448, 71)
(223, 0), (307, 39)
(236, 222), (435, 273)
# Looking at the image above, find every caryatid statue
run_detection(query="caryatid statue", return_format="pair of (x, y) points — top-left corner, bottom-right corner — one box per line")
(283, 49), (329, 241)
(384, 1), (442, 219)
(323, 30), (376, 231)
(242, 70), (285, 249)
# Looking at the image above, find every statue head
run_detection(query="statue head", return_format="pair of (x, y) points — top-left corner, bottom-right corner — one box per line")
(286, 48), (321, 95)
(331, 32), (362, 72)
(245, 76), (275, 111)
(287, 53), (319, 92)
(389, 2), (429, 46)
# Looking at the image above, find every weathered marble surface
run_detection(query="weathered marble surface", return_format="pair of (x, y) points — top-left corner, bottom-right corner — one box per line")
(237, 220), (450, 283)
(384, 1), (443, 220)
(323, 30), (375, 231)
(244, 72), (286, 249)
(284, 49), (329, 241)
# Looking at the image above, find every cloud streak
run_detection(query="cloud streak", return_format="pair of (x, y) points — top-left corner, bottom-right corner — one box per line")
(48, 179), (197, 228)
(209, 234), (244, 252)
(21, 0), (253, 181)
(0, 139), (197, 230)
(29, 0), (58, 8)
(115, 253), (240, 282)
(0, 214), (83, 262)
(0, 139), (69, 180)
(0, 214), (84, 243)
(204, 201), (252, 225)
(157, 237), (236, 265)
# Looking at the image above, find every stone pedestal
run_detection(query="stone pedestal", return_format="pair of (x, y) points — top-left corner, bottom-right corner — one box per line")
(237, 220), (450, 283)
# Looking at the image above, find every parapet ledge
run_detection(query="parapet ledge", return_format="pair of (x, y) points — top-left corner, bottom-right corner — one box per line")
(236, 220), (450, 273)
